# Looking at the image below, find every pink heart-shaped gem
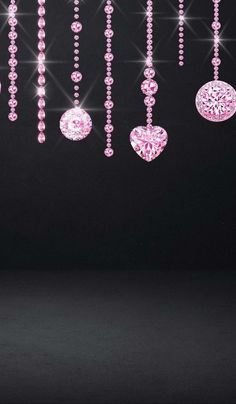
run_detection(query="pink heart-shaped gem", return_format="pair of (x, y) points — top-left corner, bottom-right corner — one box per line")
(130, 125), (168, 162)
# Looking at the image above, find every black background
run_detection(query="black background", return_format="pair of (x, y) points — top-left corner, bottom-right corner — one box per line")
(0, 0), (235, 271)
(0, 1), (236, 403)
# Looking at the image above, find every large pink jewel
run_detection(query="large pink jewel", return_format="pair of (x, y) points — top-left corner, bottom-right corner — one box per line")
(130, 125), (168, 163)
(195, 80), (236, 122)
(60, 107), (92, 141)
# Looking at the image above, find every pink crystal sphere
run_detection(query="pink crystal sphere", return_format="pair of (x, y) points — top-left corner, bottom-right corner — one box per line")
(141, 79), (158, 96)
(60, 107), (92, 141)
(196, 80), (236, 122)
(130, 125), (168, 163)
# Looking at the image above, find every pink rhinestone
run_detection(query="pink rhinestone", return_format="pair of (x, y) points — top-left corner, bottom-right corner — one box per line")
(60, 107), (92, 141)
(105, 77), (114, 86)
(105, 124), (114, 133)
(9, 59), (17, 67)
(104, 100), (114, 109)
(130, 125), (168, 163)
(212, 21), (221, 30)
(196, 80), (236, 122)
(38, 41), (45, 51)
(38, 133), (46, 143)
(141, 79), (158, 95)
(8, 44), (17, 53)
(144, 68), (155, 79)
(8, 5), (17, 13)
(38, 75), (46, 86)
(8, 71), (17, 81)
(105, 53), (114, 62)
(38, 29), (45, 40)
(38, 17), (45, 29)
(8, 17), (17, 27)
(144, 96), (156, 107)
(8, 112), (18, 121)
(38, 98), (45, 108)
(8, 98), (17, 108)
(71, 71), (82, 82)
(104, 148), (114, 157)
(8, 31), (17, 40)
(212, 57), (221, 66)
(38, 110), (45, 120)
(104, 29), (114, 38)
(38, 121), (45, 131)
(105, 5), (114, 14)
(9, 85), (17, 94)
(71, 21), (82, 33)
(38, 64), (45, 74)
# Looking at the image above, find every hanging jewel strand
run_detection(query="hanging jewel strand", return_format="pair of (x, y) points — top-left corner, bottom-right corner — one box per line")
(104, 0), (114, 158)
(37, 0), (47, 144)
(178, 0), (184, 67)
(59, 0), (92, 141)
(8, 0), (18, 122)
(129, 0), (168, 163)
(144, 0), (155, 128)
(195, 0), (236, 122)
(212, 0), (221, 80)
(72, 0), (81, 108)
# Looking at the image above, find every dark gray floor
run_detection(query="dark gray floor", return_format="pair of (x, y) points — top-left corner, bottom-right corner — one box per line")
(0, 271), (236, 404)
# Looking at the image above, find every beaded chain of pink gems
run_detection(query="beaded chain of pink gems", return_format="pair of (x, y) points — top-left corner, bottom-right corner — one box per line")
(71, 0), (82, 109)
(37, 0), (47, 144)
(195, 0), (236, 122)
(129, 0), (168, 163)
(104, 0), (114, 158)
(212, 0), (221, 81)
(59, 0), (92, 142)
(8, 0), (18, 122)
(178, 0), (184, 67)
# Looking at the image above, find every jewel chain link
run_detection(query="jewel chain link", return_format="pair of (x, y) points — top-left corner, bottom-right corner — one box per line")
(71, 0), (82, 106)
(8, 0), (18, 122)
(37, 0), (46, 144)
(212, 0), (221, 80)
(104, 0), (114, 158)
(178, 0), (184, 67)
(141, 0), (158, 127)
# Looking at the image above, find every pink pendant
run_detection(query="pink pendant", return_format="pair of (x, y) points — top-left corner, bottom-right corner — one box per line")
(130, 125), (168, 163)
(196, 80), (236, 122)
(60, 107), (92, 141)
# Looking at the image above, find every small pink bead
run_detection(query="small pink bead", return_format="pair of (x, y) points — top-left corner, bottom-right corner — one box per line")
(104, 148), (114, 157)
(38, 133), (46, 143)
(8, 112), (18, 121)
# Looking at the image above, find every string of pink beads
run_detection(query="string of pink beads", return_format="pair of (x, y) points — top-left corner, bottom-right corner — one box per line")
(8, 0), (18, 122)
(104, 0), (114, 158)
(71, 0), (82, 106)
(178, 0), (184, 67)
(37, 0), (46, 144)
(38, 0), (46, 144)
(141, 0), (158, 127)
(212, 0), (221, 80)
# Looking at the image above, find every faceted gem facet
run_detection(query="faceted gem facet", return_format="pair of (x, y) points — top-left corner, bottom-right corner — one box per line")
(195, 80), (236, 122)
(60, 107), (92, 141)
(130, 125), (168, 163)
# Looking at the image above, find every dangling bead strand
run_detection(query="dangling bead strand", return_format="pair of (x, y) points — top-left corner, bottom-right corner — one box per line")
(59, 0), (92, 141)
(141, 0), (158, 128)
(178, 0), (185, 67)
(129, 0), (168, 162)
(212, 0), (221, 81)
(37, 0), (46, 144)
(71, 0), (82, 107)
(104, 0), (114, 158)
(8, 0), (18, 122)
